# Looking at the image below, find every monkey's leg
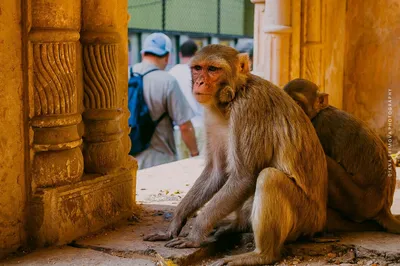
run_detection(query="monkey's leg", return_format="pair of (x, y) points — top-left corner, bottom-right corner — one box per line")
(165, 168), (258, 248)
(214, 197), (253, 239)
(326, 156), (383, 222)
(214, 168), (315, 266)
(144, 162), (227, 241)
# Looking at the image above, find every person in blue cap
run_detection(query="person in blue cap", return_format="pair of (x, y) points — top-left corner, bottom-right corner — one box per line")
(131, 33), (199, 169)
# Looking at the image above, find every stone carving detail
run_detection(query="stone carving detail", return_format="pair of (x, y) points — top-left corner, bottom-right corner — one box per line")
(33, 42), (77, 116)
(83, 44), (117, 109)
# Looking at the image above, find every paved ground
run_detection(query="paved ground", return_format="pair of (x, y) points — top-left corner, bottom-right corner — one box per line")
(1, 157), (400, 266)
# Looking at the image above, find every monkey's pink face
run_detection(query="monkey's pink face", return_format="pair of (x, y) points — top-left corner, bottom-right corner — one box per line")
(191, 60), (228, 104)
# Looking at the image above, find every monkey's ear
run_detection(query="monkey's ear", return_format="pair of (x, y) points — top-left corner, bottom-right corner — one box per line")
(317, 92), (329, 109)
(237, 53), (250, 74)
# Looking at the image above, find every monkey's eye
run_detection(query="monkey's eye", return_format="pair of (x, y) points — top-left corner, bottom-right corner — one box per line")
(193, 65), (202, 71)
(208, 66), (218, 72)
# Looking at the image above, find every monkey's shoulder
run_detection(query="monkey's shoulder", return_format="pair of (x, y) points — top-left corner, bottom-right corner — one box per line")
(230, 76), (311, 130)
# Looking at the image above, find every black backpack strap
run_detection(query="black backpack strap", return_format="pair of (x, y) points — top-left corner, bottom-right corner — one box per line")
(142, 68), (159, 77)
(155, 93), (170, 126)
(155, 112), (168, 125)
(130, 68), (158, 78)
(138, 67), (168, 126)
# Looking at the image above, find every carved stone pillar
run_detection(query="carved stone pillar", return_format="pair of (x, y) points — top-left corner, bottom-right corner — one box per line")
(262, 0), (301, 87)
(25, 0), (135, 248)
(30, 0), (83, 189)
(81, 1), (124, 174)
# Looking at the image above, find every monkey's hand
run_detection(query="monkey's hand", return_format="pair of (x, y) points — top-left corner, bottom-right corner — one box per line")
(165, 237), (214, 248)
(143, 218), (186, 242)
(143, 231), (173, 242)
(165, 237), (202, 248)
(165, 229), (214, 248)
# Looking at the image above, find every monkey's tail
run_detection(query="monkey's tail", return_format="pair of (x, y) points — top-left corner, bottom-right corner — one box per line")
(377, 210), (400, 234)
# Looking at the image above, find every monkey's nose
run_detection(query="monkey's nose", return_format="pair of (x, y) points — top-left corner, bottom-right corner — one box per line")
(196, 81), (204, 86)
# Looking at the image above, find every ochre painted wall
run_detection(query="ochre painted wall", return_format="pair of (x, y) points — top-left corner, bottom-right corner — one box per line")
(0, 0), (27, 256)
(344, 0), (400, 150)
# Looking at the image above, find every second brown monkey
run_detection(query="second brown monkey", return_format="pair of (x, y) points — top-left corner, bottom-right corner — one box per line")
(284, 78), (400, 234)
(144, 45), (328, 266)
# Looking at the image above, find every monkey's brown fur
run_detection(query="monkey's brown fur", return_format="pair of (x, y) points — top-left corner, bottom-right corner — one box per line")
(283, 78), (400, 234)
(144, 45), (328, 265)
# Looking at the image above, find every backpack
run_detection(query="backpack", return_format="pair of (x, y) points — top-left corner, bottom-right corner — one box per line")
(128, 68), (167, 155)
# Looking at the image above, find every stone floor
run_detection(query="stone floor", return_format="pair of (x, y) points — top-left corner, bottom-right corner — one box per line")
(1, 157), (400, 266)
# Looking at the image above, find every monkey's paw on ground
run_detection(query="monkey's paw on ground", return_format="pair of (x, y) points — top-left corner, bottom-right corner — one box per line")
(210, 252), (277, 266)
(143, 232), (172, 241)
(165, 237), (202, 248)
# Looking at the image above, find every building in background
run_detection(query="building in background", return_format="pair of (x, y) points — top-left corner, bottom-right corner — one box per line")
(127, 0), (254, 69)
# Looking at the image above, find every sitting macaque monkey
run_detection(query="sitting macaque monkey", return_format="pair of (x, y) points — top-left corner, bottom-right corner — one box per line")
(144, 45), (328, 265)
(283, 78), (400, 233)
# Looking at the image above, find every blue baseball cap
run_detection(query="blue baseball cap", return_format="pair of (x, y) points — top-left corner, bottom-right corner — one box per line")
(141, 33), (172, 56)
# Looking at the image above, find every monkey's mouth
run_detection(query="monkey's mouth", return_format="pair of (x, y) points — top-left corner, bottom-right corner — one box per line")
(194, 93), (212, 103)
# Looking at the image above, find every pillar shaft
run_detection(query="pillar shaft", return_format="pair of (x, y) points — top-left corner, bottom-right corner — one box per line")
(251, 0), (266, 77)
(30, 0), (83, 188)
(81, 0), (124, 174)
(262, 0), (299, 87)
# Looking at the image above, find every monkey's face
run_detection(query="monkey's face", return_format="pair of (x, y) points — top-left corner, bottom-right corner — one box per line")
(191, 60), (229, 104)
(190, 45), (250, 105)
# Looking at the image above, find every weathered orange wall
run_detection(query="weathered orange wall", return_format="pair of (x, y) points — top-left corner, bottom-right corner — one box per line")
(344, 0), (400, 151)
(0, 0), (27, 256)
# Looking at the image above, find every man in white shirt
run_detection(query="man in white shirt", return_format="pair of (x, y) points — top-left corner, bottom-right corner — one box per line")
(169, 40), (205, 158)
(169, 40), (203, 123)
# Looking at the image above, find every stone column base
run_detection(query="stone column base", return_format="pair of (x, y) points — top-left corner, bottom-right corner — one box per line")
(28, 158), (137, 247)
